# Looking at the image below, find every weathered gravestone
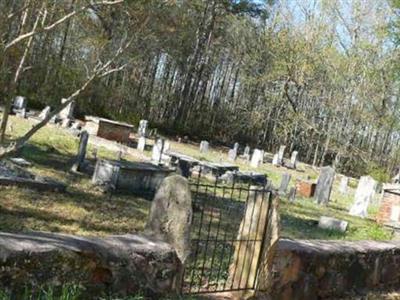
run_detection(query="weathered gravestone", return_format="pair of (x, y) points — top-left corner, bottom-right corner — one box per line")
(279, 173), (292, 195)
(318, 216), (348, 232)
(349, 176), (377, 218)
(138, 120), (148, 137)
(243, 146), (251, 160)
(145, 175), (192, 263)
(137, 136), (146, 152)
(272, 153), (279, 166)
(199, 141), (209, 153)
(339, 176), (349, 195)
(71, 131), (89, 172)
(13, 96), (27, 110)
(288, 187), (296, 202)
(278, 145), (286, 164)
(228, 143), (239, 162)
(39, 106), (51, 120)
(59, 98), (75, 120)
(290, 151), (299, 168)
(314, 166), (335, 205)
(250, 149), (264, 168)
(152, 139), (164, 163)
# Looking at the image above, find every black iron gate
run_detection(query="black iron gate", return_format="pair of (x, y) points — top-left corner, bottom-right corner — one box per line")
(181, 175), (273, 294)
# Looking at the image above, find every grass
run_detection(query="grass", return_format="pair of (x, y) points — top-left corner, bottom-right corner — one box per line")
(0, 116), (393, 241)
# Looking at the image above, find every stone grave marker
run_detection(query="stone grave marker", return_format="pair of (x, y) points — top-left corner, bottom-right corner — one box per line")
(39, 106), (51, 120)
(199, 141), (209, 153)
(152, 139), (164, 163)
(339, 176), (349, 195)
(290, 151), (299, 168)
(288, 187), (296, 202)
(272, 153), (279, 166)
(137, 136), (146, 152)
(138, 120), (148, 137)
(250, 149), (264, 168)
(243, 146), (250, 160)
(314, 166), (335, 205)
(13, 96), (27, 110)
(145, 175), (192, 263)
(278, 145), (286, 164)
(228, 149), (237, 162)
(318, 216), (348, 232)
(71, 131), (89, 172)
(234, 142), (239, 151)
(59, 98), (75, 120)
(349, 176), (377, 218)
(279, 173), (291, 195)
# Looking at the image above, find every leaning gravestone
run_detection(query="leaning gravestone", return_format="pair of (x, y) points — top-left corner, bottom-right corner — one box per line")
(290, 151), (299, 168)
(71, 131), (89, 172)
(314, 166), (335, 205)
(349, 176), (377, 218)
(250, 149), (264, 168)
(279, 173), (291, 195)
(137, 136), (146, 152)
(278, 145), (286, 164)
(138, 120), (148, 137)
(145, 175), (192, 263)
(199, 141), (209, 153)
(339, 176), (349, 195)
(39, 106), (51, 120)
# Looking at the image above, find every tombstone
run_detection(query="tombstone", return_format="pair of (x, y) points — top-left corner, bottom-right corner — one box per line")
(349, 176), (377, 218)
(288, 187), (296, 202)
(164, 141), (171, 152)
(277, 145), (286, 164)
(314, 166), (335, 205)
(16, 108), (26, 118)
(228, 149), (237, 162)
(145, 175), (192, 264)
(290, 151), (299, 168)
(137, 136), (146, 152)
(339, 176), (349, 195)
(318, 216), (348, 232)
(250, 149), (264, 168)
(272, 153), (279, 166)
(279, 173), (291, 195)
(243, 146), (250, 158)
(13, 96), (27, 110)
(138, 120), (148, 137)
(39, 106), (51, 120)
(233, 143), (239, 151)
(71, 131), (89, 172)
(199, 141), (209, 153)
(152, 139), (164, 163)
(59, 98), (75, 120)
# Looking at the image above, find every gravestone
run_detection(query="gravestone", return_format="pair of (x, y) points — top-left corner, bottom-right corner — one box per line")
(314, 166), (335, 205)
(349, 176), (377, 218)
(279, 173), (291, 195)
(152, 139), (164, 163)
(272, 154), (279, 166)
(243, 146), (250, 158)
(164, 141), (171, 152)
(278, 145), (286, 164)
(290, 151), (299, 168)
(137, 136), (146, 152)
(339, 176), (349, 195)
(199, 141), (209, 153)
(16, 108), (26, 118)
(234, 142), (239, 151)
(59, 98), (75, 120)
(13, 96), (27, 110)
(39, 106), (51, 120)
(138, 120), (148, 137)
(228, 148), (237, 162)
(145, 175), (192, 263)
(250, 149), (264, 168)
(71, 131), (89, 172)
(318, 216), (348, 232)
(288, 187), (296, 202)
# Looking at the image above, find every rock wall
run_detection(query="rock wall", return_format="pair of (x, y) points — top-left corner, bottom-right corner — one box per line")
(258, 239), (400, 300)
(0, 232), (181, 298)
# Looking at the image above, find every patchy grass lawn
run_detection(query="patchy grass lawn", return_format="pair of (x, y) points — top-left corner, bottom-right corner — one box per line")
(0, 116), (393, 240)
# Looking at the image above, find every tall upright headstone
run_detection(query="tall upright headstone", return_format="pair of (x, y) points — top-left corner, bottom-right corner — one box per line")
(290, 151), (299, 168)
(137, 137), (146, 152)
(250, 149), (264, 168)
(152, 139), (164, 163)
(228, 142), (239, 162)
(233, 143), (239, 152)
(272, 154), (279, 166)
(339, 176), (349, 195)
(278, 145), (286, 164)
(59, 98), (75, 120)
(279, 173), (292, 195)
(138, 120), (148, 137)
(13, 96), (27, 110)
(349, 176), (377, 218)
(243, 146), (251, 161)
(199, 141), (209, 153)
(71, 131), (89, 172)
(314, 166), (335, 205)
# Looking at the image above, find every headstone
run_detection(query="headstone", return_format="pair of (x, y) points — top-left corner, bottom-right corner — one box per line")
(71, 131), (89, 172)
(138, 120), (148, 137)
(199, 141), (209, 153)
(250, 149), (264, 168)
(16, 108), (26, 118)
(164, 141), (171, 152)
(318, 216), (348, 232)
(59, 98), (75, 120)
(279, 173), (291, 195)
(278, 145), (286, 164)
(272, 154), (279, 166)
(228, 149), (237, 162)
(290, 151), (299, 168)
(145, 175), (192, 263)
(349, 176), (377, 218)
(137, 136), (146, 152)
(288, 187), (296, 202)
(39, 106), (51, 120)
(13, 96), (27, 110)
(339, 176), (349, 195)
(152, 139), (164, 163)
(244, 146), (250, 157)
(233, 143), (239, 151)
(314, 166), (335, 205)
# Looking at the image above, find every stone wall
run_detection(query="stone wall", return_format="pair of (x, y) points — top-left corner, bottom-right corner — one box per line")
(0, 232), (181, 298)
(258, 239), (400, 300)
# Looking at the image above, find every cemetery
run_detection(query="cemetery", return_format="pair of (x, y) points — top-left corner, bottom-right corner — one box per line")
(1, 2), (400, 298)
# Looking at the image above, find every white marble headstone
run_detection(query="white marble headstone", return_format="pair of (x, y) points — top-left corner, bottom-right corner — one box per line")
(250, 149), (264, 168)
(137, 136), (146, 152)
(349, 176), (377, 218)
